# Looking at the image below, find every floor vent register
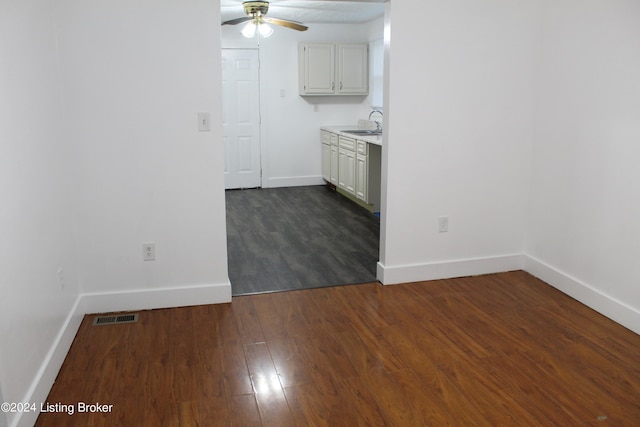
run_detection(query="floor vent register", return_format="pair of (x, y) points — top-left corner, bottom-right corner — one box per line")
(93, 313), (139, 326)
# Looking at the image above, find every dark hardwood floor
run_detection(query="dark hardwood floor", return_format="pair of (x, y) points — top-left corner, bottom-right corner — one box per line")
(225, 186), (380, 295)
(37, 271), (640, 426)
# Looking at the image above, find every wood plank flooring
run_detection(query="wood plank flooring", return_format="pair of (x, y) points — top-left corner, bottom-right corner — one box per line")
(225, 186), (380, 295)
(36, 271), (640, 426)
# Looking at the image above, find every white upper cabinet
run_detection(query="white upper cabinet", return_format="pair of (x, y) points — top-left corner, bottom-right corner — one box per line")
(299, 43), (335, 94)
(299, 43), (368, 96)
(337, 44), (369, 94)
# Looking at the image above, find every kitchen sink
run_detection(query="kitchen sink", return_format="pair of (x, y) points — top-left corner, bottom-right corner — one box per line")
(342, 129), (382, 136)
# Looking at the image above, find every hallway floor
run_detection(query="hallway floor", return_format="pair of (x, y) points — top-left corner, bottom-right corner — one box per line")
(225, 186), (380, 295)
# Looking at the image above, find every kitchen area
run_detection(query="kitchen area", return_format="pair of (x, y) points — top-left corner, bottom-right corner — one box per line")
(296, 37), (383, 214)
(320, 123), (382, 215)
(220, 1), (386, 293)
(220, 2), (385, 192)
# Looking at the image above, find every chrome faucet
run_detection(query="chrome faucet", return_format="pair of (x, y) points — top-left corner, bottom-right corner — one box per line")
(368, 109), (383, 132)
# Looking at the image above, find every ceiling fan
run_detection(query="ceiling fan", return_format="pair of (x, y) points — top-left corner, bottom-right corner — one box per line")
(222, 1), (308, 38)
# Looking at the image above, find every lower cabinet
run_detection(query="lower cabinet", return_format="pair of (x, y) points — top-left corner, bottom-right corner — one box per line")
(338, 136), (356, 196)
(329, 133), (339, 185)
(321, 141), (331, 182)
(321, 130), (339, 185)
(321, 129), (381, 211)
(355, 140), (368, 202)
(355, 153), (368, 202)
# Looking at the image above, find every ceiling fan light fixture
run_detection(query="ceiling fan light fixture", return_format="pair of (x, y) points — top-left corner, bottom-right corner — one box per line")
(258, 22), (274, 38)
(241, 21), (257, 38)
(241, 19), (273, 39)
(223, 1), (308, 37)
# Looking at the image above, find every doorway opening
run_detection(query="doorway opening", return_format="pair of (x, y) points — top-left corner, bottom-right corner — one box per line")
(221, 2), (387, 295)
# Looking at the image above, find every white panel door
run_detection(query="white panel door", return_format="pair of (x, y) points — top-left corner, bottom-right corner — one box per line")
(222, 49), (261, 189)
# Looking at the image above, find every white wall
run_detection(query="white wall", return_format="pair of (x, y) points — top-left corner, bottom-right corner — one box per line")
(0, 383), (5, 427)
(525, 0), (640, 332)
(56, 0), (231, 303)
(379, 0), (537, 282)
(1, 1), (231, 426)
(221, 19), (384, 187)
(381, 0), (639, 333)
(0, 1), (81, 426)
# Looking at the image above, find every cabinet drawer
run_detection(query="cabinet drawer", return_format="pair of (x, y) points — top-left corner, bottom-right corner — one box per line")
(321, 130), (331, 144)
(338, 135), (356, 151)
(330, 133), (338, 146)
(356, 140), (368, 155)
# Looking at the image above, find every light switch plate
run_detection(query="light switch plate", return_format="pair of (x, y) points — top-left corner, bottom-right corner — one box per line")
(438, 216), (449, 233)
(198, 112), (211, 132)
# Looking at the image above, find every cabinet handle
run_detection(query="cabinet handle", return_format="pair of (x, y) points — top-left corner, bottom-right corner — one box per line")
(332, 82), (335, 91)
(340, 82), (343, 90)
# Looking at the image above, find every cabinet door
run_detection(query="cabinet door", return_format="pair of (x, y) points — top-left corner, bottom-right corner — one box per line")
(330, 144), (339, 185)
(321, 142), (331, 182)
(321, 130), (331, 182)
(339, 147), (356, 196)
(337, 44), (368, 94)
(300, 43), (335, 94)
(356, 152), (369, 202)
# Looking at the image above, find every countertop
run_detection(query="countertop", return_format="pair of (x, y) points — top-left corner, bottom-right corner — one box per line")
(321, 126), (382, 146)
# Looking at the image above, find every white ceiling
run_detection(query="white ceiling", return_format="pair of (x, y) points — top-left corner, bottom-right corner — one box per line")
(220, 0), (385, 25)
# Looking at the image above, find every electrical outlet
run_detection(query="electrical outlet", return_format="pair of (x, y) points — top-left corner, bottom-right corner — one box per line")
(57, 267), (65, 291)
(143, 243), (156, 261)
(438, 216), (449, 233)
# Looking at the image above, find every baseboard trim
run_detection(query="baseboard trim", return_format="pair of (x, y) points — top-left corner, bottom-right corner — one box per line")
(13, 280), (232, 427)
(376, 253), (639, 335)
(264, 175), (324, 188)
(13, 296), (84, 427)
(523, 255), (640, 335)
(80, 281), (232, 314)
(376, 254), (525, 285)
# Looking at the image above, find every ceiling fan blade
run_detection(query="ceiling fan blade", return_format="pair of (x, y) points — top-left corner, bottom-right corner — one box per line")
(222, 17), (252, 26)
(263, 17), (308, 31)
